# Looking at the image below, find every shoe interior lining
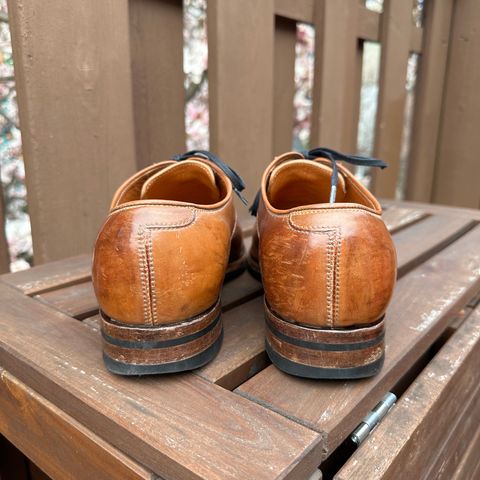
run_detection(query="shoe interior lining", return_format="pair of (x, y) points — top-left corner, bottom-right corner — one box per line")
(267, 160), (376, 210)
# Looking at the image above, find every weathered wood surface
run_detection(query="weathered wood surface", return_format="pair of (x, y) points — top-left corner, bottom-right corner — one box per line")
(406, 0), (454, 202)
(0, 282), (323, 480)
(273, 16), (296, 155)
(6, 0), (137, 264)
(129, 0), (185, 168)
(0, 368), (155, 480)
(371, 0), (414, 197)
(208, 0), (274, 218)
(335, 306), (480, 480)
(1, 203), (480, 479)
(432, 0), (480, 208)
(236, 225), (480, 455)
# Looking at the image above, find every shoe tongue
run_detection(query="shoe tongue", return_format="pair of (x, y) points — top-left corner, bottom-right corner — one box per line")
(140, 160), (219, 203)
(268, 160), (347, 205)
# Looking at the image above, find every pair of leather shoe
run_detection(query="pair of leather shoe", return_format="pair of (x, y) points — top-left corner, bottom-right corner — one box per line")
(92, 149), (396, 379)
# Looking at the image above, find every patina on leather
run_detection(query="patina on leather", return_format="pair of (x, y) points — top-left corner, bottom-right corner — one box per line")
(253, 151), (397, 329)
(92, 157), (245, 327)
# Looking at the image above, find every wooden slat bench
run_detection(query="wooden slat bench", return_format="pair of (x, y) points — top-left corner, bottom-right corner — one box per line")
(1, 200), (479, 479)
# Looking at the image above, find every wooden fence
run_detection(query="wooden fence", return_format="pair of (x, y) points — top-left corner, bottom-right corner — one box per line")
(1, 0), (479, 272)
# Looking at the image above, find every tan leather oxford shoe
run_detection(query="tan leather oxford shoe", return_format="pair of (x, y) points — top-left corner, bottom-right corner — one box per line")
(249, 148), (397, 379)
(92, 151), (246, 375)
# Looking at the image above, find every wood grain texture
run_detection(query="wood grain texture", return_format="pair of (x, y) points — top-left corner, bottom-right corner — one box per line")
(0, 368), (155, 480)
(129, 0), (185, 168)
(208, 0), (274, 219)
(382, 199), (480, 221)
(236, 226), (480, 456)
(6, 0), (137, 264)
(311, 0), (360, 151)
(371, 0), (414, 197)
(274, 0), (314, 23)
(381, 205), (428, 234)
(196, 296), (267, 389)
(0, 254), (91, 295)
(0, 283), (323, 480)
(452, 423), (480, 480)
(335, 307), (480, 480)
(432, 0), (480, 208)
(393, 215), (477, 277)
(406, 0), (454, 202)
(273, 16), (296, 154)
(35, 281), (97, 319)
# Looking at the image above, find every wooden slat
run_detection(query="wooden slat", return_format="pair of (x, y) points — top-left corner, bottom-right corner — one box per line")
(236, 225), (480, 456)
(335, 307), (480, 480)
(0, 368), (155, 480)
(0, 187), (10, 273)
(0, 254), (91, 295)
(310, 1), (360, 151)
(371, 0), (414, 197)
(274, 1), (422, 54)
(273, 16), (296, 154)
(406, 0), (454, 202)
(35, 281), (98, 319)
(274, 0), (314, 23)
(452, 424), (480, 480)
(381, 205), (428, 233)
(393, 215), (476, 277)
(432, 0), (480, 208)
(207, 0), (275, 218)
(356, 6), (380, 42)
(382, 199), (480, 221)
(6, 0), (137, 264)
(221, 270), (262, 312)
(0, 283), (324, 480)
(410, 25), (423, 53)
(129, 0), (185, 168)
(196, 296), (267, 390)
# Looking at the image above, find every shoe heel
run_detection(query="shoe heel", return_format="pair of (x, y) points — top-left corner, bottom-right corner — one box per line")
(264, 301), (385, 379)
(101, 300), (223, 375)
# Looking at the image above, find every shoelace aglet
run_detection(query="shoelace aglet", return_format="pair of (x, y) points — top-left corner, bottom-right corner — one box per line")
(329, 184), (337, 204)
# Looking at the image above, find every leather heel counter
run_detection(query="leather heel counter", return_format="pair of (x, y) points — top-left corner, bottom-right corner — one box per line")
(93, 205), (232, 325)
(260, 208), (396, 328)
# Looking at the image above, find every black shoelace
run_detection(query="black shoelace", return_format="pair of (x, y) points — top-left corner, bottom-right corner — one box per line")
(249, 147), (388, 216)
(172, 150), (248, 205)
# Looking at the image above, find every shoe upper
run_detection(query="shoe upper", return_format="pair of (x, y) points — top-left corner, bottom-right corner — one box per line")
(92, 157), (244, 326)
(253, 151), (397, 329)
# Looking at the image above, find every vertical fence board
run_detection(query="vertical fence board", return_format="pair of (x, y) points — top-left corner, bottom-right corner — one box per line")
(432, 0), (480, 208)
(406, 0), (454, 202)
(0, 188), (9, 273)
(273, 16), (296, 154)
(311, 0), (360, 151)
(208, 0), (274, 217)
(129, 0), (185, 169)
(371, 0), (414, 197)
(7, 0), (137, 264)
